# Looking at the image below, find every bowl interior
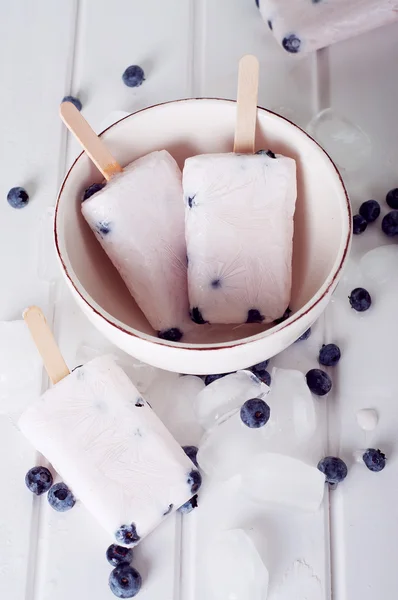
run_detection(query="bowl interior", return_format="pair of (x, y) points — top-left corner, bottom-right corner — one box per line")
(55, 99), (350, 347)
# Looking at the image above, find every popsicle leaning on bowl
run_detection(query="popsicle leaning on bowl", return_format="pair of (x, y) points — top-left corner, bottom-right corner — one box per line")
(19, 307), (200, 545)
(259, 0), (398, 54)
(183, 55), (297, 326)
(60, 102), (189, 343)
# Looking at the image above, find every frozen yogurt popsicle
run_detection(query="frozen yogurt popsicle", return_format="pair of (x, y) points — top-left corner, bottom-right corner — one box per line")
(183, 150), (297, 325)
(259, 0), (398, 54)
(19, 354), (200, 545)
(60, 102), (188, 342)
(81, 150), (189, 341)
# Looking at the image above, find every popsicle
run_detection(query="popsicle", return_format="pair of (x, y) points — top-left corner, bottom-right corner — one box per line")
(183, 56), (297, 325)
(259, 0), (398, 54)
(19, 307), (200, 545)
(60, 102), (188, 342)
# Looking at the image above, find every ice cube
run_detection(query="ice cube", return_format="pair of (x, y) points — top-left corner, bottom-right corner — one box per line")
(242, 453), (325, 511)
(197, 411), (275, 480)
(204, 529), (269, 600)
(307, 108), (371, 172)
(195, 370), (269, 430)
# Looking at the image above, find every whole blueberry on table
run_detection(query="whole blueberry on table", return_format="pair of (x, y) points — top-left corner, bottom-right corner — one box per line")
(115, 523), (140, 546)
(240, 398), (271, 428)
(25, 466), (53, 495)
(204, 373), (232, 386)
(47, 482), (76, 512)
(7, 187), (29, 209)
(353, 214), (367, 235)
(254, 369), (271, 386)
(363, 448), (386, 472)
(382, 211), (398, 236)
(386, 187), (398, 209)
(109, 564), (142, 598)
(178, 495), (198, 514)
(319, 343), (341, 367)
(282, 34), (301, 53)
(250, 360), (271, 385)
(348, 288), (371, 312)
(296, 327), (311, 342)
(158, 328), (183, 342)
(122, 65), (145, 88)
(317, 456), (348, 484)
(82, 182), (106, 201)
(106, 544), (134, 568)
(359, 199), (380, 223)
(182, 445), (199, 468)
(306, 369), (332, 396)
(187, 469), (202, 494)
(61, 95), (82, 111)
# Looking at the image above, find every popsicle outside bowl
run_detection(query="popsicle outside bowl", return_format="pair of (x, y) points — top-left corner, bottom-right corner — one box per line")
(54, 59), (351, 374)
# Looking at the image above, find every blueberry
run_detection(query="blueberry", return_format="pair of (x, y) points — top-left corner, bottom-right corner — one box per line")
(274, 307), (292, 324)
(178, 495), (198, 514)
(158, 328), (183, 342)
(115, 523), (140, 546)
(182, 445), (199, 468)
(106, 544), (134, 568)
(135, 397), (145, 407)
(62, 95), (82, 111)
(163, 504), (174, 516)
(47, 483), (76, 512)
(317, 456), (348, 484)
(187, 195), (196, 208)
(240, 398), (271, 428)
(296, 327), (312, 342)
(363, 448), (386, 472)
(187, 469), (202, 494)
(386, 188), (398, 209)
(211, 278), (221, 289)
(282, 34), (301, 53)
(359, 199), (380, 223)
(122, 65), (145, 88)
(348, 288), (371, 312)
(247, 309), (264, 323)
(382, 211), (398, 236)
(250, 359), (269, 372)
(250, 362), (271, 386)
(256, 149), (276, 158)
(319, 343), (341, 367)
(306, 369), (332, 396)
(82, 182), (105, 201)
(7, 187), (29, 209)
(353, 214), (367, 235)
(267, 20), (273, 30)
(25, 466), (53, 495)
(190, 307), (208, 324)
(109, 564), (142, 598)
(95, 221), (111, 236)
(204, 373), (231, 386)
(255, 0), (259, 7)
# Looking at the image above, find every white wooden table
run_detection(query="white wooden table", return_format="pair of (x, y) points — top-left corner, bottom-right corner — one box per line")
(1, 1), (398, 598)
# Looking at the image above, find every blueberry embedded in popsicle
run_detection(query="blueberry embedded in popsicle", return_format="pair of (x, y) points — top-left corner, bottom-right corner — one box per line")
(82, 182), (106, 201)
(256, 149), (276, 158)
(190, 307), (208, 324)
(274, 307), (292, 324)
(187, 469), (202, 494)
(95, 221), (111, 237)
(25, 466), (53, 495)
(187, 195), (196, 208)
(211, 278), (221, 289)
(48, 482), (76, 512)
(115, 523), (140, 546)
(163, 504), (174, 516)
(282, 33), (301, 53)
(109, 563), (142, 598)
(106, 544), (134, 567)
(158, 328), (183, 342)
(182, 445), (199, 467)
(246, 309), (265, 323)
(135, 397), (145, 407)
(178, 495), (198, 514)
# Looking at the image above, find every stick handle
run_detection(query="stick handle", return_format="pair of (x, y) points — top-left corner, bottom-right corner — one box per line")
(60, 102), (123, 181)
(233, 55), (260, 154)
(23, 307), (70, 385)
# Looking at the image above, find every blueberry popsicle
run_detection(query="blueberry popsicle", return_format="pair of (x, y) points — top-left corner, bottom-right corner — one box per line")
(183, 56), (297, 325)
(19, 308), (200, 545)
(259, 0), (398, 54)
(60, 102), (188, 342)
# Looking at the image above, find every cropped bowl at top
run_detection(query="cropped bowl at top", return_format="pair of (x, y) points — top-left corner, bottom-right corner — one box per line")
(55, 98), (351, 375)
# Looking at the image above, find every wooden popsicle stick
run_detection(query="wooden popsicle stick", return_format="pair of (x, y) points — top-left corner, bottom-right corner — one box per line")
(233, 55), (260, 154)
(60, 101), (123, 181)
(23, 306), (70, 385)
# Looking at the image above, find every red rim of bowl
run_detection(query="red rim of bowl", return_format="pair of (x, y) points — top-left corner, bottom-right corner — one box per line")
(54, 98), (352, 351)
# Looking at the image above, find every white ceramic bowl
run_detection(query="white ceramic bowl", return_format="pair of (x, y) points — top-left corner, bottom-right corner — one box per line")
(55, 99), (351, 374)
